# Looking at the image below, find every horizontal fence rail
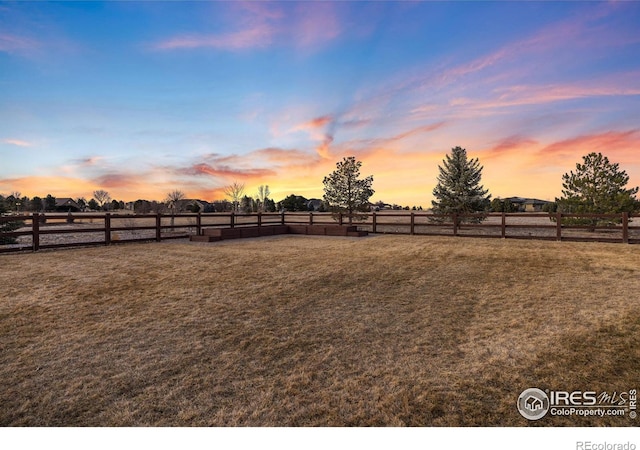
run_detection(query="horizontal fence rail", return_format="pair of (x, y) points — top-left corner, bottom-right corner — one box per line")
(0, 211), (638, 253)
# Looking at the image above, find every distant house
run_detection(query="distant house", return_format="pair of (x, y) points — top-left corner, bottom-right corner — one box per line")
(55, 198), (81, 212)
(372, 202), (394, 211)
(505, 197), (551, 212)
(307, 198), (324, 211)
(186, 199), (214, 213)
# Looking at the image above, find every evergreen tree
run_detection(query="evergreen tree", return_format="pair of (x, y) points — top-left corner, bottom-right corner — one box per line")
(280, 194), (308, 212)
(431, 146), (491, 223)
(0, 219), (24, 244)
(490, 198), (517, 213)
(556, 152), (639, 227)
(239, 195), (255, 213)
(323, 156), (374, 224)
(264, 198), (277, 212)
(44, 194), (57, 212)
(30, 196), (44, 212)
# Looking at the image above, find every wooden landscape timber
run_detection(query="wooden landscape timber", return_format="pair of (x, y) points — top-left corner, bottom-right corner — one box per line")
(189, 224), (366, 242)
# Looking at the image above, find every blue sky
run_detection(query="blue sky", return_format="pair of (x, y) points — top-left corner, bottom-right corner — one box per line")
(1, 1), (639, 206)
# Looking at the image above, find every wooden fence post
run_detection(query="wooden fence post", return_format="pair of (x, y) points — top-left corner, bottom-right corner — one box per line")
(230, 212), (235, 228)
(196, 213), (202, 236)
(372, 212), (377, 234)
(410, 212), (415, 235)
(339, 212), (343, 226)
(501, 212), (506, 239)
(309, 212), (313, 225)
(257, 212), (262, 227)
(452, 213), (458, 236)
(622, 212), (629, 244)
(156, 213), (162, 242)
(556, 212), (562, 241)
(105, 213), (111, 245)
(32, 212), (40, 252)
(281, 210), (285, 225)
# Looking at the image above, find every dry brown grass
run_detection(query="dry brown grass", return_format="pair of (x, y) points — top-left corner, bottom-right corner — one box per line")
(1, 235), (639, 426)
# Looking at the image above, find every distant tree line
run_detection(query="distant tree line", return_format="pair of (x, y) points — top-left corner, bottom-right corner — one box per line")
(3, 150), (638, 227)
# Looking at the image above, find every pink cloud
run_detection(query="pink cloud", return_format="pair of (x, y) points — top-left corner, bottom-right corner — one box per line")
(491, 82), (640, 108)
(155, 24), (275, 51)
(539, 130), (640, 164)
(295, 115), (333, 131)
(154, 2), (345, 52)
(2, 138), (32, 147)
(292, 2), (342, 48)
(182, 163), (275, 180)
(0, 33), (40, 54)
(480, 135), (539, 160)
(93, 173), (144, 190)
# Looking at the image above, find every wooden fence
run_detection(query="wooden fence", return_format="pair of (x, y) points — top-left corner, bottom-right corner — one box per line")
(0, 211), (638, 253)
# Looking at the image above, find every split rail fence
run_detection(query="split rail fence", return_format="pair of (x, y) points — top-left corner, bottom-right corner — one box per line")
(0, 211), (638, 253)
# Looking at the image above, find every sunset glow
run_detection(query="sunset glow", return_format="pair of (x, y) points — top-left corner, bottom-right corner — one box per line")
(1, 1), (639, 207)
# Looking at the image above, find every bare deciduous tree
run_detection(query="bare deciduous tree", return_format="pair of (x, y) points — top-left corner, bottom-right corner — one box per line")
(166, 189), (186, 230)
(166, 189), (186, 212)
(93, 190), (111, 210)
(257, 185), (270, 212)
(223, 182), (245, 213)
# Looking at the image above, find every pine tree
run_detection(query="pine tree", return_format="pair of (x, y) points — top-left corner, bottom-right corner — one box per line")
(556, 152), (639, 227)
(323, 156), (374, 224)
(431, 146), (491, 222)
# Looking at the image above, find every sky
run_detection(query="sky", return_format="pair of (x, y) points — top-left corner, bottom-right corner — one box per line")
(1, 1), (639, 207)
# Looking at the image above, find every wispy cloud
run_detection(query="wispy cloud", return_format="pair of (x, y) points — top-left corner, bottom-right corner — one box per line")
(479, 135), (539, 160)
(2, 138), (32, 147)
(69, 156), (103, 167)
(92, 172), (144, 190)
(0, 33), (40, 55)
(294, 115), (333, 132)
(155, 24), (275, 51)
(459, 81), (640, 112)
(291, 1), (342, 49)
(538, 129), (640, 164)
(153, 1), (345, 52)
(180, 163), (275, 180)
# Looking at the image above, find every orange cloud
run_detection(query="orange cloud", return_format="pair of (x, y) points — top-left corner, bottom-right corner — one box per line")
(182, 163), (275, 180)
(0, 175), (97, 199)
(295, 115), (333, 131)
(315, 136), (334, 160)
(538, 130), (640, 164)
(252, 147), (320, 166)
(93, 173), (145, 190)
(480, 135), (539, 160)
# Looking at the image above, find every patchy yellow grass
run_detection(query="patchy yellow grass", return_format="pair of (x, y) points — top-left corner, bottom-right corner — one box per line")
(1, 235), (639, 426)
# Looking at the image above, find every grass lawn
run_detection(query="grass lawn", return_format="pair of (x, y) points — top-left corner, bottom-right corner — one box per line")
(1, 235), (639, 426)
